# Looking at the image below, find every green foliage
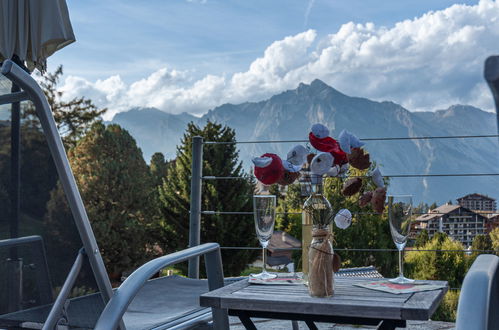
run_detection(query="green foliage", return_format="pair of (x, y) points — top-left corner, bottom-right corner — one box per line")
(490, 227), (499, 253)
(405, 234), (468, 289)
(158, 121), (257, 276)
(22, 66), (106, 148)
(1, 64), (105, 239)
(44, 182), (82, 284)
(0, 124), (58, 220)
(65, 122), (157, 275)
(275, 184), (303, 238)
(270, 160), (397, 276)
(150, 152), (169, 187)
(432, 290), (460, 322)
(322, 165), (396, 277)
(470, 234), (493, 259)
(413, 202), (430, 216)
(415, 230), (429, 247)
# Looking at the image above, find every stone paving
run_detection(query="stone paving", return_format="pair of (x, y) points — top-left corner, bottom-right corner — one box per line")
(229, 317), (456, 329)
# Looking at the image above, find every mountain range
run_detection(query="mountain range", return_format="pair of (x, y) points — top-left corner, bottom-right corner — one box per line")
(109, 79), (499, 205)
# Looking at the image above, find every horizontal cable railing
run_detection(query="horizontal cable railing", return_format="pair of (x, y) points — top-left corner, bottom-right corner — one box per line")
(201, 210), (499, 216)
(202, 173), (499, 180)
(203, 134), (499, 145)
(189, 131), (499, 286)
(219, 247), (497, 253)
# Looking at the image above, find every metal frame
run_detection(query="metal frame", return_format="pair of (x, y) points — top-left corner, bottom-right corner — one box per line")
(188, 136), (203, 279)
(42, 248), (86, 330)
(229, 309), (406, 330)
(1, 60), (114, 313)
(0, 235), (52, 309)
(484, 56), (499, 138)
(94, 242), (228, 330)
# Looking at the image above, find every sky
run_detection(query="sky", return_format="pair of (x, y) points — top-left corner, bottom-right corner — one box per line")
(49, 0), (499, 120)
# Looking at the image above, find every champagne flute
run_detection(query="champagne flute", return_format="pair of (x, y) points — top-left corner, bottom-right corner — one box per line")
(388, 195), (414, 284)
(250, 195), (277, 280)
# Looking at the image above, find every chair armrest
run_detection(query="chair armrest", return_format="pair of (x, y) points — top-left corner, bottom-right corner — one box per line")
(456, 254), (499, 330)
(94, 243), (223, 330)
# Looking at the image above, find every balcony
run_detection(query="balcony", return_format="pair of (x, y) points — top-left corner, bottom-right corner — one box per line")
(2, 57), (499, 329)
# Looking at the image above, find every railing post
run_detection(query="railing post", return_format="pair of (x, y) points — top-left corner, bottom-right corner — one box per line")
(188, 136), (203, 278)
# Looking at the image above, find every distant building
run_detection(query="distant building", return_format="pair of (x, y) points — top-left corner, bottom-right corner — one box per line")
(415, 204), (487, 247)
(267, 231), (301, 269)
(474, 210), (499, 234)
(457, 193), (496, 212)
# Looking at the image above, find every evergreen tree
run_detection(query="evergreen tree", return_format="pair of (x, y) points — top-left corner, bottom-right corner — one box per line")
(44, 182), (82, 285)
(415, 230), (429, 247)
(0, 65), (106, 225)
(150, 152), (169, 188)
(22, 66), (106, 148)
(471, 234), (493, 259)
(0, 123), (57, 220)
(158, 121), (256, 276)
(66, 122), (156, 276)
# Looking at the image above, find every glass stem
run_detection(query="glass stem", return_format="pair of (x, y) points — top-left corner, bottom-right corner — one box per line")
(398, 249), (403, 278)
(262, 247), (267, 273)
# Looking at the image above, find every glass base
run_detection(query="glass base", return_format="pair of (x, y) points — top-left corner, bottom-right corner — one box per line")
(249, 269), (277, 280)
(389, 276), (415, 284)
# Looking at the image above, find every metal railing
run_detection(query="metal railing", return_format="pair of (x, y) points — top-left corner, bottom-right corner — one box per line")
(187, 134), (499, 279)
(187, 55), (499, 279)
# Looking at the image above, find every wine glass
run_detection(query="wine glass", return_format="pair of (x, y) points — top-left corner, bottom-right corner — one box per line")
(388, 195), (414, 284)
(250, 195), (277, 280)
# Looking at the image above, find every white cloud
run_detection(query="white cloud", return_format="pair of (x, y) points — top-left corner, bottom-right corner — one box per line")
(59, 0), (499, 120)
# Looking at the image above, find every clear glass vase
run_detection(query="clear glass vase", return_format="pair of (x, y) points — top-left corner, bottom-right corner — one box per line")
(308, 225), (334, 297)
(302, 176), (332, 277)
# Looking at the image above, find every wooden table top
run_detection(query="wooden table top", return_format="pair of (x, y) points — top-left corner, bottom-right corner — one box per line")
(200, 277), (448, 321)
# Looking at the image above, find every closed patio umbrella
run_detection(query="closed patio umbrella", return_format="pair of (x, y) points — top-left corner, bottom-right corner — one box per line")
(0, 0), (75, 312)
(0, 0), (75, 73)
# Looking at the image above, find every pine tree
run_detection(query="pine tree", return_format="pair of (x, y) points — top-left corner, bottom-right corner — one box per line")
(66, 122), (156, 276)
(470, 234), (493, 259)
(150, 152), (169, 188)
(22, 66), (106, 148)
(158, 121), (256, 276)
(415, 230), (429, 247)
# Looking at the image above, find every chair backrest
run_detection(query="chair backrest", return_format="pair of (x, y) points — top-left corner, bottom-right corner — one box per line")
(456, 254), (499, 330)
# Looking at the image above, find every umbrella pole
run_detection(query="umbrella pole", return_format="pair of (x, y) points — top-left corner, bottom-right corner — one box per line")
(10, 82), (20, 248)
(7, 55), (26, 312)
(7, 80), (22, 312)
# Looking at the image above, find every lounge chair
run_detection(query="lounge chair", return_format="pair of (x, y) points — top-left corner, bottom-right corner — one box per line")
(455, 254), (499, 330)
(0, 59), (229, 329)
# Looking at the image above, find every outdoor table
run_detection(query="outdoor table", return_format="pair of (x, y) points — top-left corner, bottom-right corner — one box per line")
(200, 276), (448, 330)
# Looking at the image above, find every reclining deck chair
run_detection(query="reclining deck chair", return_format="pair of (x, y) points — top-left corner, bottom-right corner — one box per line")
(455, 254), (499, 330)
(0, 60), (229, 329)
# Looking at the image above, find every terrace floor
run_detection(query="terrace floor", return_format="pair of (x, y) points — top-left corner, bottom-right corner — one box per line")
(228, 317), (456, 329)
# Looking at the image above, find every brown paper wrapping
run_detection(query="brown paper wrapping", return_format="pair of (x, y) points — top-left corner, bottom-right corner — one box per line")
(308, 228), (334, 297)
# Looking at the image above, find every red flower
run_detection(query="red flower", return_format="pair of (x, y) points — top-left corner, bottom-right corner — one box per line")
(308, 132), (348, 166)
(253, 153), (284, 185)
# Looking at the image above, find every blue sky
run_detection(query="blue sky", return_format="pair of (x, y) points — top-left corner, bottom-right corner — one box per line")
(48, 0), (499, 119)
